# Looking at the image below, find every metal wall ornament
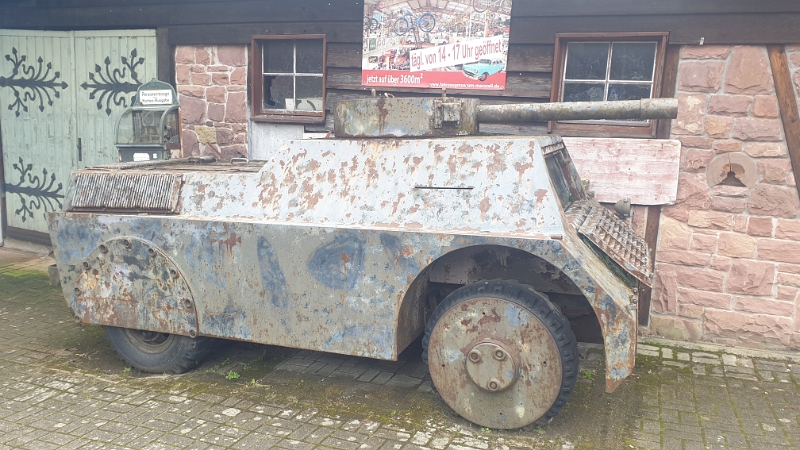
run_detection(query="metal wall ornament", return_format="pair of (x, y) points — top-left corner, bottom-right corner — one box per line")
(81, 48), (145, 115)
(0, 47), (69, 117)
(3, 157), (64, 222)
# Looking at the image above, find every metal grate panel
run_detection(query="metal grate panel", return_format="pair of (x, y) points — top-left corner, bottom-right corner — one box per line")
(69, 172), (182, 213)
(570, 200), (653, 286)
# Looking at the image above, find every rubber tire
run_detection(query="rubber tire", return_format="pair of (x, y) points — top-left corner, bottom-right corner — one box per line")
(104, 326), (214, 374)
(479, 72), (488, 82)
(419, 13), (436, 33)
(473, 0), (488, 13)
(422, 280), (579, 426)
(393, 18), (409, 36)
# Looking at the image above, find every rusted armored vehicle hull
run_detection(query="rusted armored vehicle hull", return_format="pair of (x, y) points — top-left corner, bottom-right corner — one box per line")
(50, 133), (652, 429)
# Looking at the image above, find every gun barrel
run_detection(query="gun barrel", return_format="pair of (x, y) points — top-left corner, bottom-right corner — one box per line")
(476, 98), (678, 123)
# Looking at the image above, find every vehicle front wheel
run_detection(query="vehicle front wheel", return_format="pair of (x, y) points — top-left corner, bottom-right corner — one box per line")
(104, 326), (214, 373)
(422, 280), (578, 429)
(479, 72), (488, 81)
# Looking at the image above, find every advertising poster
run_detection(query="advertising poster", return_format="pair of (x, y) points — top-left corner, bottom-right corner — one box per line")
(362, 0), (512, 90)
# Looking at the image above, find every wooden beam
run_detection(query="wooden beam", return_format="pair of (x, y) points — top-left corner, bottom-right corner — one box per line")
(767, 45), (800, 197)
(637, 206), (661, 326)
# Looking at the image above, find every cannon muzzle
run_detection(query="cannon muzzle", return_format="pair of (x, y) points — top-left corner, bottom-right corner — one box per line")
(334, 97), (678, 138)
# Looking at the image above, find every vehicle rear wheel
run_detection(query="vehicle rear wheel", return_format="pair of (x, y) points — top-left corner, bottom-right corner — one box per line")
(422, 280), (578, 429)
(104, 326), (214, 373)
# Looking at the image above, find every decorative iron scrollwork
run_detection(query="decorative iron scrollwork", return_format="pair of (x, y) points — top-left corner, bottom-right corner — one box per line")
(3, 157), (64, 222)
(81, 48), (145, 116)
(0, 47), (69, 117)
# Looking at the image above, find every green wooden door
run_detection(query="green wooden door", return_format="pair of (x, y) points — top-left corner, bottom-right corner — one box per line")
(0, 30), (75, 235)
(0, 29), (157, 235)
(74, 30), (158, 168)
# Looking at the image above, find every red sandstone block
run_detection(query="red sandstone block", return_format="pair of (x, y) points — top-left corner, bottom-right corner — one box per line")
(726, 260), (775, 295)
(747, 217), (774, 237)
(704, 309), (792, 344)
(652, 270), (678, 314)
(775, 219), (800, 241)
(677, 303), (705, 318)
(744, 142), (787, 158)
(711, 197), (746, 214)
(690, 234), (718, 253)
(687, 210), (733, 230)
(675, 266), (726, 291)
(710, 255), (732, 271)
(682, 45), (731, 60)
(656, 250), (711, 267)
(717, 233), (756, 258)
(713, 140), (743, 154)
(724, 46), (775, 95)
(708, 94), (751, 116)
(758, 160), (793, 185)
(679, 61), (725, 93)
(732, 118), (783, 141)
(734, 297), (794, 316)
(777, 285), (799, 301)
(758, 239), (800, 263)
(753, 95), (779, 118)
(748, 185), (800, 218)
(678, 287), (732, 308)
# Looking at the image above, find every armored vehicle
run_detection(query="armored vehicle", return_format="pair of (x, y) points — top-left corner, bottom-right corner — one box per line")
(49, 97), (677, 429)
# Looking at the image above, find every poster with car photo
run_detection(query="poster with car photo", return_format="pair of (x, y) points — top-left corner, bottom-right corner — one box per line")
(361, 0), (512, 90)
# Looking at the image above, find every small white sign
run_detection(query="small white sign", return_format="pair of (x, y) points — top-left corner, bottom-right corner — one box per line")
(139, 89), (173, 105)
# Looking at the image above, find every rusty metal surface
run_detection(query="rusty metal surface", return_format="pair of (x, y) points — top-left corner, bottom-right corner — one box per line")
(334, 97), (479, 138)
(477, 98), (678, 123)
(69, 172), (183, 213)
(569, 200), (653, 287)
(73, 237), (198, 337)
(49, 135), (642, 392)
(428, 297), (563, 429)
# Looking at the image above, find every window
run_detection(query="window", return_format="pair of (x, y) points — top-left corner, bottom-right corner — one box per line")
(550, 33), (667, 137)
(251, 35), (327, 123)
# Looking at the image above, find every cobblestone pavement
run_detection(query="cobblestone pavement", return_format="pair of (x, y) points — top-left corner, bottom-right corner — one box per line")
(2, 247), (800, 449)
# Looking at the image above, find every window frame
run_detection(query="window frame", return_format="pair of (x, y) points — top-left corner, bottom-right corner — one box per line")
(550, 32), (668, 138)
(251, 34), (327, 124)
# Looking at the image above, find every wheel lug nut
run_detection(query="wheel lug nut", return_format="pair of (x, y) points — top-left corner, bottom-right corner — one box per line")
(494, 349), (505, 361)
(468, 350), (482, 363)
(487, 379), (500, 391)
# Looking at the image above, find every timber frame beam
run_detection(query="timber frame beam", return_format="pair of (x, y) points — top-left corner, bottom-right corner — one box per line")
(768, 45), (800, 198)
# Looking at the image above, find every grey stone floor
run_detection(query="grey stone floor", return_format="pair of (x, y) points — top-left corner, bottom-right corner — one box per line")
(2, 247), (800, 449)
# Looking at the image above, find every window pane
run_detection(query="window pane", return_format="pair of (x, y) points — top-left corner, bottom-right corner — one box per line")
(295, 76), (323, 111)
(564, 43), (608, 80)
(609, 42), (656, 81)
(263, 75), (294, 110)
(563, 82), (605, 102)
(263, 40), (293, 74)
(606, 83), (652, 101)
(296, 39), (324, 73)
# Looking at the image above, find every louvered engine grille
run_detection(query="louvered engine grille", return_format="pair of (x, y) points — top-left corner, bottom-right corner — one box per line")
(568, 200), (653, 286)
(69, 172), (182, 213)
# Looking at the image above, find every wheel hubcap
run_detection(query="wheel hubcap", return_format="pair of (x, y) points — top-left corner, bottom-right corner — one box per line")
(124, 328), (175, 354)
(465, 341), (517, 392)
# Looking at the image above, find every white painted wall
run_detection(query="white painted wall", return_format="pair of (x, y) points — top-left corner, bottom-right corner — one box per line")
(249, 122), (304, 160)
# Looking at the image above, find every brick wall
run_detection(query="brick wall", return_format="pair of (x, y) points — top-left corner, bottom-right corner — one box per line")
(175, 45), (249, 159)
(650, 45), (800, 350)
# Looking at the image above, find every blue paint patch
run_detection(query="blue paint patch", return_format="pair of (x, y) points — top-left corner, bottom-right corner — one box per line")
(504, 304), (527, 326)
(379, 233), (420, 276)
(321, 324), (395, 359)
(183, 223), (228, 290)
(201, 305), (252, 340)
(57, 222), (100, 262)
(308, 233), (364, 290)
(256, 237), (289, 308)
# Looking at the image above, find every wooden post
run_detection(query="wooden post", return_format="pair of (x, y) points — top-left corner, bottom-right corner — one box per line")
(638, 44), (680, 326)
(767, 45), (800, 197)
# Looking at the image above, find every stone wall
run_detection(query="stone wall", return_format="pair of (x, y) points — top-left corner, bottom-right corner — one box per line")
(650, 45), (800, 350)
(175, 45), (248, 159)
